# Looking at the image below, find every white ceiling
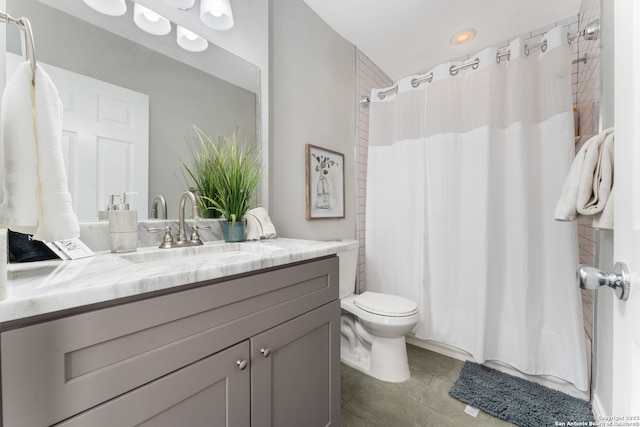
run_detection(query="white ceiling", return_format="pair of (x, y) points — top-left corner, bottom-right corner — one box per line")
(302, 0), (581, 81)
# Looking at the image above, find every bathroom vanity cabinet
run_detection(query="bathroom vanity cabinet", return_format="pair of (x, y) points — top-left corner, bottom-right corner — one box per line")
(0, 256), (340, 427)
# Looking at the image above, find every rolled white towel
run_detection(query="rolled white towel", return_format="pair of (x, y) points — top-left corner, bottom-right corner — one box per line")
(245, 207), (277, 241)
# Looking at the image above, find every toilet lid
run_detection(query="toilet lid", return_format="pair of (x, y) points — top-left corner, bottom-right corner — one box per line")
(354, 291), (418, 317)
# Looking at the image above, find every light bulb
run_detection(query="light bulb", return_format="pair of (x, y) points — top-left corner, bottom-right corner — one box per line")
(200, 0), (234, 31)
(134, 3), (171, 36)
(177, 26), (208, 52)
(143, 11), (160, 22)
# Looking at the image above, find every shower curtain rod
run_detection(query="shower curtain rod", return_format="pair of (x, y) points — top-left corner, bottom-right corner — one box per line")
(360, 20), (600, 107)
(0, 9), (37, 84)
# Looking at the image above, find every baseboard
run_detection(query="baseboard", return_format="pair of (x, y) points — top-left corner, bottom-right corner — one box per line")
(591, 393), (606, 422)
(406, 335), (590, 401)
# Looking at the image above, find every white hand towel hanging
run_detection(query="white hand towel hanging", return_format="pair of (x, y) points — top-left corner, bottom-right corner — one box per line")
(0, 62), (79, 242)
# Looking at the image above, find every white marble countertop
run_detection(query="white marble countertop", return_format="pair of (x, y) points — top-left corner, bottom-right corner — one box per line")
(1, 238), (358, 324)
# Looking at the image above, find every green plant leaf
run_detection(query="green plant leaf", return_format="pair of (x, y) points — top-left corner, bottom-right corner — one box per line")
(182, 126), (262, 221)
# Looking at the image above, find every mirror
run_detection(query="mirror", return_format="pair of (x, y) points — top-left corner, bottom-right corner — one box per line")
(5, 0), (260, 219)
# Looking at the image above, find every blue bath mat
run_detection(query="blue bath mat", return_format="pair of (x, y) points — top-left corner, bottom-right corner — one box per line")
(449, 361), (594, 427)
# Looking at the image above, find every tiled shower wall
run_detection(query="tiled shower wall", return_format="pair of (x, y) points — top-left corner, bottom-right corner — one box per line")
(354, 50), (392, 293)
(576, 0), (601, 341)
(576, 0), (602, 269)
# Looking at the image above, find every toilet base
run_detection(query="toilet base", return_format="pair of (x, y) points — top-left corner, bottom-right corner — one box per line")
(340, 316), (411, 383)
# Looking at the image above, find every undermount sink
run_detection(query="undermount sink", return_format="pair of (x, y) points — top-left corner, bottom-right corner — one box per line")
(119, 242), (281, 265)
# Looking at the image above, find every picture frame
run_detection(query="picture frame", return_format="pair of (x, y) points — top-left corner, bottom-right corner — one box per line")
(305, 144), (345, 220)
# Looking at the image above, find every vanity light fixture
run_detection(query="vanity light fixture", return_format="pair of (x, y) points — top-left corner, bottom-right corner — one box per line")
(200, 0), (234, 31)
(177, 25), (208, 52)
(451, 29), (477, 45)
(133, 3), (172, 36)
(161, 0), (196, 10)
(83, 0), (127, 16)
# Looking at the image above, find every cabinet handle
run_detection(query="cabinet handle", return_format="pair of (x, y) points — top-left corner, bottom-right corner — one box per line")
(236, 359), (248, 370)
(260, 347), (271, 357)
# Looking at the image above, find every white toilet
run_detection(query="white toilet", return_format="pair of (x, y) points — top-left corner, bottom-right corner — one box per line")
(337, 240), (419, 383)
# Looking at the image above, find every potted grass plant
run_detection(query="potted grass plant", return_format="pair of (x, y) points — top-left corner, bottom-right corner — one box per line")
(183, 126), (261, 242)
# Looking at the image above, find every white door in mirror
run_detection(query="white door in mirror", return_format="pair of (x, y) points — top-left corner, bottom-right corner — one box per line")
(6, 53), (149, 221)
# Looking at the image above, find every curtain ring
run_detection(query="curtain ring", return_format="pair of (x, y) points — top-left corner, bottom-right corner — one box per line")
(524, 39), (547, 56)
(496, 51), (510, 64)
(411, 73), (433, 88)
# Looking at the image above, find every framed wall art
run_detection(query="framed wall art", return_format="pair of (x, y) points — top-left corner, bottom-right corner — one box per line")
(305, 144), (345, 219)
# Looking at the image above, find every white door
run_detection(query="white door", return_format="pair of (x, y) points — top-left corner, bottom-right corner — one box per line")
(611, 1), (640, 417)
(6, 54), (149, 221)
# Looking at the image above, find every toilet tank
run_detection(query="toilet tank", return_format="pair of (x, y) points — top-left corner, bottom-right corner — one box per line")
(335, 240), (359, 299)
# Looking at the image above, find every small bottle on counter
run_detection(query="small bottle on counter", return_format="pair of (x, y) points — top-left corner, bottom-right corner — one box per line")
(98, 194), (119, 220)
(108, 192), (138, 253)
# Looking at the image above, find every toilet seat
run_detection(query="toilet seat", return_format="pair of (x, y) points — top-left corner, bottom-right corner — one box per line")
(354, 291), (418, 317)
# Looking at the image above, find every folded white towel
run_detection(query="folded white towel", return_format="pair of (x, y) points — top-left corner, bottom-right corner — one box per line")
(576, 130), (614, 216)
(593, 185), (614, 230)
(0, 62), (79, 242)
(555, 128), (614, 224)
(245, 207), (277, 241)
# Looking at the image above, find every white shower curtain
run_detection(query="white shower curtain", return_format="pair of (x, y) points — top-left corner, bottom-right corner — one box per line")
(366, 27), (588, 392)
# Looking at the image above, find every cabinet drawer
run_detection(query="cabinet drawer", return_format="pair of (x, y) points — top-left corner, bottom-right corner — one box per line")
(58, 341), (250, 427)
(1, 256), (337, 427)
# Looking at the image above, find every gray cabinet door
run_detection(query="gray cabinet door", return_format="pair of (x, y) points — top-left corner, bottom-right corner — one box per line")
(251, 301), (340, 427)
(57, 341), (251, 427)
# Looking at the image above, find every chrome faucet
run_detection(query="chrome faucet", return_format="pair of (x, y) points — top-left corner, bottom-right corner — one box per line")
(177, 191), (203, 245)
(148, 191), (209, 248)
(150, 194), (167, 219)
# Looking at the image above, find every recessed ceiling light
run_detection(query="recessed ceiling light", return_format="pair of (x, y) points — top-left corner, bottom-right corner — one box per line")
(451, 29), (476, 45)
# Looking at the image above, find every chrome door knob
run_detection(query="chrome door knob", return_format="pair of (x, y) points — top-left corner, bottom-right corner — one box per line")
(236, 359), (248, 370)
(260, 348), (271, 357)
(577, 262), (630, 301)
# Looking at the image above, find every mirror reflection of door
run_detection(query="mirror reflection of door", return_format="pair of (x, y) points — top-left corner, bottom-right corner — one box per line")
(7, 53), (149, 220)
(5, 0), (260, 220)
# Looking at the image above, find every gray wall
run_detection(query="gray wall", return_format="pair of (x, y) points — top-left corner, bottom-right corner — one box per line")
(269, 0), (356, 240)
(7, 0), (256, 219)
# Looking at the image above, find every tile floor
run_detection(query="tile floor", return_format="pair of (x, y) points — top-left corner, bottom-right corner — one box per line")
(341, 344), (515, 426)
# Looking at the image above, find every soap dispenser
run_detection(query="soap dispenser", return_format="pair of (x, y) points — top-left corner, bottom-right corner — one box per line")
(108, 191), (138, 253)
(98, 194), (118, 220)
